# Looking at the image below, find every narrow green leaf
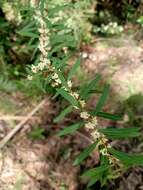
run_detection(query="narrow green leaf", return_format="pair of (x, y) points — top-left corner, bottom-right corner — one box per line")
(82, 165), (109, 178)
(58, 123), (83, 137)
(56, 88), (79, 107)
(80, 74), (101, 100)
(109, 148), (143, 167)
(96, 111), (123, 121)
(68, 58), (81, 80)
(48, 5), (67, 17)
(73, 142), (98, 165)
(17, 31), (39, 38)
(51, 34), (75, 46)
(92, 85), (110, 115)
(100, 127), (140, 139)
(17, 21), (35, 31)
(87, 176), (99, 187)
(52, 22), (66, 30)
(54, 106), (73, 123)
(51, 56), (68, 70)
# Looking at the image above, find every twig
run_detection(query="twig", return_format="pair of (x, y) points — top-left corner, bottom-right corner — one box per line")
(0, 116), (39, 121)
(0, 99), (46, 149)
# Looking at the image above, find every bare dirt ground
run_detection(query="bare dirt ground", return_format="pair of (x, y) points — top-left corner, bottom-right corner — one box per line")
(0, 35), (143, 190)
(0, 99), (99, 190)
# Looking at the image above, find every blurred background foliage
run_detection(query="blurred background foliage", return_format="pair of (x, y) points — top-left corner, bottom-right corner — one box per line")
(0, 0), (143, 96)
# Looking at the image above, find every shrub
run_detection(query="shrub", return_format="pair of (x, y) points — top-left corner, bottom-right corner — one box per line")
(1, 0), (143, 188)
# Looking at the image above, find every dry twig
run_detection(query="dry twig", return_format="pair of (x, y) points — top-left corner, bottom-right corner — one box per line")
(0, 116), (39, 121)
(0, 99), (46, 149)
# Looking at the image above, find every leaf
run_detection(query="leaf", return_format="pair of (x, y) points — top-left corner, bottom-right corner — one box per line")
(51, 57), (68, 70)
(137, 16), (143, 25)
(48, 5), (68, 17)
(73, 142), (98, 165)
(18, 21), (35, 31)
(16, 22), (37, 38)
(58, 123), (83, 136)
(100, 127), (140, 139)
(56, 88), (79, 107)
(87, 176), (99, 187)
(67, 58), (81, 80)
(52, 22), (66, 30)
(54, 106), (73, 123)
(92, 84), (110, 115)
(96, 111), (123, 121)
(80, 74), (101, 100)
(17, 31), (39, 38)
(82, 165), (109, 178)
(108, 148), (143, 167)
(49, 43), (66, 55)
(51, 34), (76, 47)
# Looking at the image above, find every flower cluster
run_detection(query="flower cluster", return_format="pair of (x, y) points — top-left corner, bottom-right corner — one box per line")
(80, 111), (101, 140)
(93, 22), (124, 35)
(29, 0), (69, 80)
(79, 110), (114, 159)
(33, 12), (51, 72)
(51, 73), (62, 87)
(2, 2), (22, 25)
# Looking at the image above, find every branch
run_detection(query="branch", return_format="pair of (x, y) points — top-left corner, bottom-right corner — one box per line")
(0, 99), (46, 149)
(0, 116), (39, 121)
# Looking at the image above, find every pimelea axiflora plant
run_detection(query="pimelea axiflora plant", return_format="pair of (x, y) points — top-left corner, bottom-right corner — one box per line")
(5, 0), (143, 187)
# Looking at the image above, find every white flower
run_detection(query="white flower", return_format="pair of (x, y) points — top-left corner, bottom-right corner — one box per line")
(91, 130), (100, 139)
(31, 65), (38, 73)
(103, 25), (108, 31)
(100, 148), (108, 156)
(113, 22), (117, 28)
(62, 86), (68, 91)
(82, 52), (88, 59)
(107, 143), (112, 148)
(80, 112), (90, 119)
(79, 100), (86, 108)
(55, 78), (62, 84)
(67, 80), (72, 88)
(52, 73), (58, 80)
(91, 117), (98, 126)
(63, 47), (68, 54)
(27, 75), (33, 80)
(101, 136), (108, 144)
(38, 28), (47, 34)
(72, 92), (79, 99)
(51, 82), (57, 87)
(85, 122), (94, 129)
(38, 62), (45, 71)
(119, 26), (123, 32)
(38, 45), (47, 56)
